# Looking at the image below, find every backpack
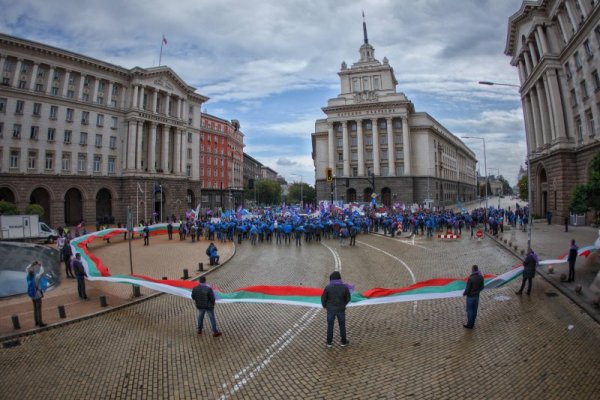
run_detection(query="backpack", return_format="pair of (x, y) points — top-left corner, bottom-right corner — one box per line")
(27, 277), (37, 298)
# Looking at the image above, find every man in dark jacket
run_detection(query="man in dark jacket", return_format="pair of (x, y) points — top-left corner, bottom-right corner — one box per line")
(321, 271), (351, 347)
(463, 265), (484, 329)
(516, 248), (538, 295)
(72, 253), (88, 300)
(567, 240), (578, 282)
(191, 276), (222, 337)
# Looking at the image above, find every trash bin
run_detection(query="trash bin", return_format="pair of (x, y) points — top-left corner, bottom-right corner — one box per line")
(570, 213), (586, 226)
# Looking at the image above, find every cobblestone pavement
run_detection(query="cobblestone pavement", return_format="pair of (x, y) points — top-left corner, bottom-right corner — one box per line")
(1, 232), (600, 399)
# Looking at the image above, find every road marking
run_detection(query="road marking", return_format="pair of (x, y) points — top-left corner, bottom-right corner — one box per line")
(219, 308), (319, 399)
(322, 243), (341, 272)
(357, 240), (418, 313)
(376, 233), (429, 250)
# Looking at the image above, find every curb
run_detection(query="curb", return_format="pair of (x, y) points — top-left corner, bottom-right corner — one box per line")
(0, 243), (237, 343)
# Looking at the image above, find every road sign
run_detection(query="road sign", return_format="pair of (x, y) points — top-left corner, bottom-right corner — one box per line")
(476, 230), (483, 238)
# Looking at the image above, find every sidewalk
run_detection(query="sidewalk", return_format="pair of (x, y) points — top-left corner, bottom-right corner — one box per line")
(487, 221), (600, 323)
(0, 234), (235, 341)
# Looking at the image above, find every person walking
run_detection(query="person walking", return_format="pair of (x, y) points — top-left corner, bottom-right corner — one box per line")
(167, 220), (173, 240)
(143, 223), (150, 246)
(516, 248), (538, 295)
(62, 240), (75, 278)
(26, 261), (47, 327)
(321, 271), (351, 348)
(462, 265), (484, 329)
(191, 276), (222, 337)
(72, 253), (88, 300)
(564, 215), (569, 232)
(567, 239), (578, 282)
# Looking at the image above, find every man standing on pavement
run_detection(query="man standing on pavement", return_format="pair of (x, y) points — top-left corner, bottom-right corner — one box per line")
(72, 253), (88, 300)
(567, 239), (579, 282)
(26, 261), (47, 327)
(191, 276), (222, 337)
(463, 265), (484, 329)
(143, 223), (150, 246)
(321, 271), (351, 347)
(516, 248), (538, 295)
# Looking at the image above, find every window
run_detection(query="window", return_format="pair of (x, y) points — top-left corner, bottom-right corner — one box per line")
(0, 97), (6, 113)
(186, 165), (192, 177)
(379, 135), (387, 145)
(47, 128), (55, 142)
(45, 153), (53, 170)
(352, 78), (360, 92)
(80, 132), (88, 145)
(365, 151), (373, 160)
(51, 86), (59, 96)
(379, 120), (387, 129)
(64, 130), (72, 144)
(93, 155), (101, 172)
(576, 117), (583, 143)
(35, 83), (43, 92)
(109, 136), (117, 149)
(187, 148), (192, 159)
(112, 85), (118, 95)
(338, 153), (343, 161)
(16, 100), (24, 114)
(66, 108), (74, 122)
(111, 116), (118, 129)
(373, 76), (380, 90)
(337, 138), (343, 147)
(1, 77), (9, 85)
(581, 80), (589, 99)
(84, 77), (90, 86)
(78, 154), (86, 172)
(18, 80), (26, 89)
(82, 93), (90, 102)
(62, 153), (71, 171)
(49, 105), (58, 119)
(396, 150), (404, 159)
(98, 81), (105, 92)
(28, 151), (37, 169)
(67, 90), (74, 99)
(365, 135), (373, 146)
(595, 25), (600, 47)
(187, 132), (192, 142)
(363, 77), (369, 90)
(351, 136), (357, 146)
(571, 89), (577, 106)
(33, 103), (41, 116)
(350, 123), (357, 132)
(10, 150), (19, 169)
(365, 121), (372, 130)
(12, 124), (21, 138)
(565, 62), (572, 79)
(0, 122), (3, 138)
(351, 151), (358, 161)
(30, 126), (39, 140)
(574, 51), (582, 70)
(381, 151), (388, 160)
(587, 111), (596, 137)
(584, 40), (593, 58)
(96, 114), (104, 127)
(95, 134), (102, 147)
(81, 111), (89, 124)
(97, 96), (103, 105)
(395, 134), (403, 144)
(593, 70), (600, 91)
(108, 157), (115, 173)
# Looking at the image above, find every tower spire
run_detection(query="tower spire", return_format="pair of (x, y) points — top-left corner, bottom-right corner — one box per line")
(362, 10), (369, 44)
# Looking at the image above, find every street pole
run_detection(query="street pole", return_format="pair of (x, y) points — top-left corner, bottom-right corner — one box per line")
(160, 184), (163, 223)
(300, 176), (303, 209)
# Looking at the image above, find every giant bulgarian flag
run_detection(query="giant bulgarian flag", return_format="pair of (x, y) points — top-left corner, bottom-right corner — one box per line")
(69, 226), (599, 308)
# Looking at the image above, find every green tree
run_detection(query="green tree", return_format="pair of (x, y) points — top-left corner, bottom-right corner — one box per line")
(25, 203), (45, 217)
(518, 175), (528, 200)
(0, 200), (19, 215)
(498, 176), (513, 195)
(586, 152), (600, 213)
(569, 184), (589, 214)
(287, 183), (316, 205)
(256, 180), (281, 206)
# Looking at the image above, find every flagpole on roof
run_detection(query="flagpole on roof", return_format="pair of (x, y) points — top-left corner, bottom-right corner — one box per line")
(159, 34), (167, 66)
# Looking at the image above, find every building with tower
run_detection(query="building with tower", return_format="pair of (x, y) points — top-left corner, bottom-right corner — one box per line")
(311, 17), (477, 207)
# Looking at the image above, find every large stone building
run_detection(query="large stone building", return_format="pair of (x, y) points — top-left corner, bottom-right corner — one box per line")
(199, 113), (244, 210)
(0, 33), (208, 227)
(505, 1), (600, 222)
(312, 19), (477, 207)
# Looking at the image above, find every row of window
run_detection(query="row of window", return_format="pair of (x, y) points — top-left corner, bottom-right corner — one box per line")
(1, 122), (118, 148)
(351, 75), (381, 92)
(575, 109), (597, 143)
(570, 69), (600, 106)
(335, 119), (402, 132)
(336, 165), (405, 177)
(202, 119), (231, 134)
(338, 149), (405, 161)
(6, 150), (116, 174)
(337, 135), (403, 147)
(564, 23), (600, 80)
(199, 168), (225, 178)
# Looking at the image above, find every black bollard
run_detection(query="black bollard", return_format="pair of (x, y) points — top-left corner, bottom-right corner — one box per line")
(99, 295), (108, 307)
(58, 305), (66, 319)
(11, 315), (20, 330)
(133, 285), (141, 297)
(162, 276), (168, 280)
(198, 262), (204, 272)
(182, 269), (189, 279)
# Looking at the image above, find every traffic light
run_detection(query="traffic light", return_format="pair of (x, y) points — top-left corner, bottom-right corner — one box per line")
(326, 167), (333, 182)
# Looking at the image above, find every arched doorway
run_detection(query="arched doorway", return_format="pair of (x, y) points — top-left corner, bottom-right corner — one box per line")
(539, 167), (547, 218)
(347, 188), (357, 203)
(64, 188), (83, 226)
(0, 187), (16, 203)
(154, 186), (165, 223)
(381, 187), (391, 207)
(187, 189), (195, 210)
(96, 188), (113, 224)
(363, 187), (373, 202)
(30, 187), (51, 223)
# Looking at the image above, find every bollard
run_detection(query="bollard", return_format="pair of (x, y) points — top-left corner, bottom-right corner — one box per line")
(11, 315), (20, 330)
(182, 269), (189, 280)
(133, 285), (141, 298)
(198, 262), (204, 272)
(162, 276), (168, 280)
(58, 305), (66, 319)
(99, 295), (108, 307)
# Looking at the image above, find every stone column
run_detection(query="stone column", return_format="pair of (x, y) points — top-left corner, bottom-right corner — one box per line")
(153, 90), (159, 113)
(29, 63), (39, 91)
(132, 85), (139, 109)
(12, 59), (22, 88)
(177, 98), (182, 119)
(181, 99), (187, 120)
(77, 73), (85, 100)
(162, 126), (170, 172)
(528, 41), (539, 67)
(93, 78), (100, 103)
(402, 117), (411, 176)
(139, 86), (145, 109)
(517, 59), (527, 83)
(372, 119), (381, 176)
(174, 129), (182, 174)
(356, 119), (364, 176)
(576, 0), (589, 17)
(556, 12), (570, 43)
(386, 117), (395, 177)
(342, 121), (350, 176)
(564, 0), (578, 31)
(535, 80), (551, 146)
(327, 122), (335, 170)
(136, 122), (143, 170)
(0, 56), (5, 78)
(545, 69), (567, 140)
(149, 123), (157, 173)
(166, 94), (171, 115)
(535, 25), (549, 55)
(530, 88), (544, 151)
(523, 51), (533, 75)
(62, 70), (71, 96)
(107, 82), (114, 106)
(127, 121), (137, 170)
(46, 67), (55, 94)
(523, 94), (537, 151)
(541, 73), (556, 143)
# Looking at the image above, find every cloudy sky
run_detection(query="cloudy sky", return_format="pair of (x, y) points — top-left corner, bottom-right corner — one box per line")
(1, 0), (527, 186)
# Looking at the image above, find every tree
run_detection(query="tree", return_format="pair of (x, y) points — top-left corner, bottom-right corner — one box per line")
(287, 183), (316, 205)
(518, 175), (528, 200)
(569, 184), (589, 214)
(498, 176), (513, 195)
(0, 200), (18, 215)
(25, 203), (45, 217)
(256, 179), (281, 206)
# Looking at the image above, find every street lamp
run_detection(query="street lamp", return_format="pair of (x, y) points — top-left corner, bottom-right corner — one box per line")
(478, 81), (520, 88)
(461, 136), (488, 216)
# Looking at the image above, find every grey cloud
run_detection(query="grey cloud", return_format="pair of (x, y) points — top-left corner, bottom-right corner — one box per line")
(276, 158), (298, 167)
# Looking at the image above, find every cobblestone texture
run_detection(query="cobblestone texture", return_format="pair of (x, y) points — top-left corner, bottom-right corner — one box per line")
(1, 232), (599, 399)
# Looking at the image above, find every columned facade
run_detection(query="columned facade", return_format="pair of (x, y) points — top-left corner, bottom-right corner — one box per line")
(505, 1), (600, 223)
(312, 21), (477, 207)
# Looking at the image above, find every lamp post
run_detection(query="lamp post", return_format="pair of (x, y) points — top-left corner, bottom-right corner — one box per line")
(462, 136), (488, 215)
(478, 81), (520, 88)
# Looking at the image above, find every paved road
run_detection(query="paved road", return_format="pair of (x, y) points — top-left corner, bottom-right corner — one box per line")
(1, 233), (599, 399)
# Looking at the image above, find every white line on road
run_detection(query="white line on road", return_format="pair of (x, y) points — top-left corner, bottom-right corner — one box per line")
(375, 233), (429, 250)
(322, 242), (341, 272)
